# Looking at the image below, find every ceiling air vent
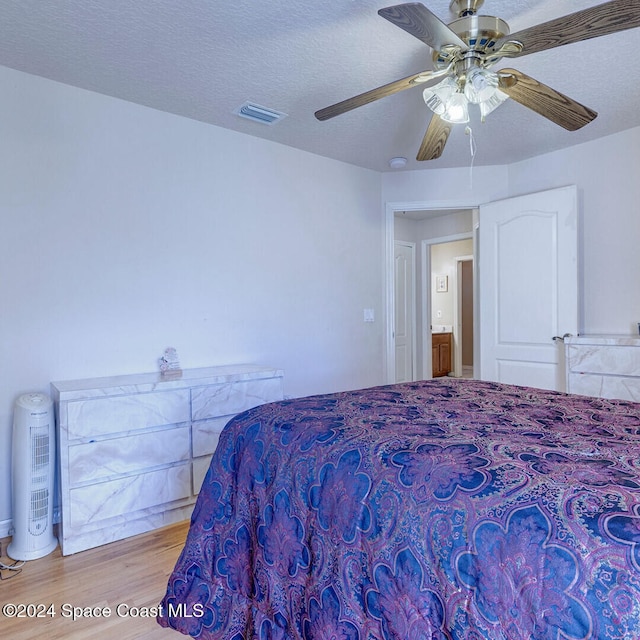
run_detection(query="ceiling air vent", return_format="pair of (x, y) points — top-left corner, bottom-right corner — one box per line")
(234, 102), (287, 125)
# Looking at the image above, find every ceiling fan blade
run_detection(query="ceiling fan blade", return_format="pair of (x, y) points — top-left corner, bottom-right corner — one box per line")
(315, 69), (440, 121)
(498, 68), (597, 131)
(417, 114), (451, 161)
(378, 3), (467, 51)
(493, 0), (640, 58)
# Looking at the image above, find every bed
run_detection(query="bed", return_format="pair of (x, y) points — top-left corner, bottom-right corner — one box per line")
(158, 378), (640, 639)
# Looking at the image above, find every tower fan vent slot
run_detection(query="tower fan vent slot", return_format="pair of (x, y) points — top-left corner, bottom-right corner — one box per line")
(30, 489), (49, 534)
(32, 429), (49, 470)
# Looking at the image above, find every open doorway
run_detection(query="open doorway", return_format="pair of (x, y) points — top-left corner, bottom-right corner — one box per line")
(458, 257), (474, 378)
(390, 207), (476, 382)
(429, 239), (473, 379)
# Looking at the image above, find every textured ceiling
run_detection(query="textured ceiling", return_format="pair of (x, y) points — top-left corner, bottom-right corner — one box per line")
(0, 0), (638, 172)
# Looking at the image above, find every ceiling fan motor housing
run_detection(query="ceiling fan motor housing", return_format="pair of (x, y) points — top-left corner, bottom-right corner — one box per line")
(450, 0), (485, 18)
(433, 14), (510, 70)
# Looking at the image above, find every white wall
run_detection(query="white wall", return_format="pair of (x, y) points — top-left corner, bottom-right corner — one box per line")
(0, 66), (384, 526)
(382, 164), (509, 206)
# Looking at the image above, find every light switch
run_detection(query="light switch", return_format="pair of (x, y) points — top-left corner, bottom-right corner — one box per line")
(363, 308), (375, 323)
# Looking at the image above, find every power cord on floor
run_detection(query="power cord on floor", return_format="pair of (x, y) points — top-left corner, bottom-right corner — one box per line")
(0, 541), (25, 580)
(0, 561), (23, 579)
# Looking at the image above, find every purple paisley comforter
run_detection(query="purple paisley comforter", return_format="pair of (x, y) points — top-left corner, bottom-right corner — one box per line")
(158, 379), (640, 639)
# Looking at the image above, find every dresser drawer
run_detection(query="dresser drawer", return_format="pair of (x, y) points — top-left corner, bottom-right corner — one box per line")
(65, 390), (190, 440)
(192, 456), (213, 494)
(568, 372), (640, 402)
(567, 344), (640, 376)
(68, 426), (190, 485)
(192, 416), (229, 458)
(191, 377), (283, 421)
(69, 463), (191, 526)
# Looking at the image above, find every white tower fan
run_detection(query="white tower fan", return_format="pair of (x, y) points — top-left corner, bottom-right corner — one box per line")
(8, 393), (58, 560)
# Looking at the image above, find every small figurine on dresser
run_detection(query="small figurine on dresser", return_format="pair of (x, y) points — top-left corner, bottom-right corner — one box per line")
(159, 347), (182, 379)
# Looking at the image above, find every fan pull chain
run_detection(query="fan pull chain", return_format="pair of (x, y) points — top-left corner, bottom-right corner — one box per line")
(465, 126), (476, 188)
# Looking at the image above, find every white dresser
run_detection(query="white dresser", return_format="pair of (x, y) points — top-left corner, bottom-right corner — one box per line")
(565, 335), (640, 402)
(51, 364), (284, 555)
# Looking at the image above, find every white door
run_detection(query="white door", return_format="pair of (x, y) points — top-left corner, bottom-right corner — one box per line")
(394, 241), (415, 383)
(479, 186), (578, 391)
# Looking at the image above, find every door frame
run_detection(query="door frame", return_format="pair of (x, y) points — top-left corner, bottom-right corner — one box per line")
(453, 254), (474, 378)
(385, 200), (479, 384)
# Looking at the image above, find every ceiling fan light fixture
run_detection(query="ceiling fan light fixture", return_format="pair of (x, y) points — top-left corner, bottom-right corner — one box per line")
(478, 88), (509, 121)
(464, 67), (499, 104)
(441, 91), (470, 124)
(423, 67), (508, 125)
(424, 77), (469, 123)
(422, 76), (458, 116)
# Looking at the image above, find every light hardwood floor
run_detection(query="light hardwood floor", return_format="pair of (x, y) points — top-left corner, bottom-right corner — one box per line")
(0, 521), (190, 639)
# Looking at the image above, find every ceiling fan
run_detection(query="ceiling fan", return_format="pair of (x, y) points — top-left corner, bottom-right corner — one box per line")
(315, 0), (640, 161)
